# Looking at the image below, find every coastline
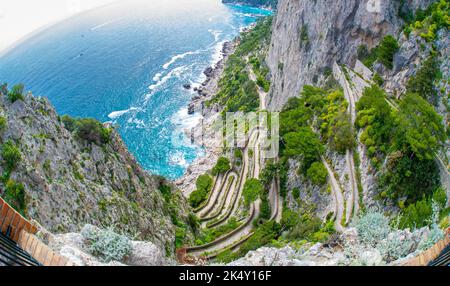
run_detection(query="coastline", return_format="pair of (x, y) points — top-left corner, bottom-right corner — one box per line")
(174, 36), (242, 196)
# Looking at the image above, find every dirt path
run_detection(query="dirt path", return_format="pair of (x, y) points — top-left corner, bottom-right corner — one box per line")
(322, 158), (345, 232)
(333, 63), (361, 222)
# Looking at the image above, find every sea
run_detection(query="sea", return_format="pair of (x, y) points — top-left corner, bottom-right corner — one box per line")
(0, 0), (271, 179)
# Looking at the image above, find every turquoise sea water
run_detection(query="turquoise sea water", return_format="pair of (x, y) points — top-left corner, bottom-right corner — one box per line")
(0, 0), (271, 179)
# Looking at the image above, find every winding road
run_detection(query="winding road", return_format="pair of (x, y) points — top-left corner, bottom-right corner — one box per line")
(181, 57), (281, 261)
(332, 63), (361, 225)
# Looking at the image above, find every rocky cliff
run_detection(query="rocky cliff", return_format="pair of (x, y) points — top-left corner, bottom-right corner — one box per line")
(0, 88), (194, 255)
(266, 0), (433, 111)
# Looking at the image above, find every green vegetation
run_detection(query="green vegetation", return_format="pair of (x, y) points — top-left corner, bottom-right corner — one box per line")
(4, 179), (25, 214)
(1, 140), (21, 173)
(188, 174), (213, 208)
(283, 128), (324, 173)
(356, 85), (396, 169)
(195, 217), (241, 246)
(242, 178), (263, 206)
(404, 0), (449, 42)
(281, 205), (335, 244)
(395, 93), (445, 161)
(306, 162), (328, 186)
(212, 157), (231, 175)
(299, 25), (309, 48)
(250, 56), (271, 92)
(0, 116), (7, 133)
(329, 112), (356, 153)
(406, 54), (440, 104)
(61, 115), (112, 145)
(81, 226), (132, 263)
(7, 84), (25, 103)
(208, 17), (272, 112)
(357, 35), (399, 69)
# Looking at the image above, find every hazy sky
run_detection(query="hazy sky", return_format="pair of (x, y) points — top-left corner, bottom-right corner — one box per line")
(0, 0), (119, 52)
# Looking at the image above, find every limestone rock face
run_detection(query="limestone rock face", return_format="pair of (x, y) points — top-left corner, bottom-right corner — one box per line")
(266, 0), (432, 111)
(0, 90), (193, 254)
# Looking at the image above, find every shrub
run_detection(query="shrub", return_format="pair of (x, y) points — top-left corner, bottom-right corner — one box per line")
(417, 224), (445, 251)
(377, 35), (399, 69)
(7, 84), (25, 103)
(4, 179), (25, 214)
(212, 157), (231, 175)
(75, 118), (111, 145)
(399, 199), (432, 229)
(330, 112), (356, 153)
(373, 73), (384, 86)
(307, 162), (328, 186)
(81, 225), (132, 263)
(378, 231), (416, 262)
(292, 188), (300, 200)
(61, 115), (77, 132)
(236, 221), (280, 257)
(0, 116), (7, 133)
(188, 174), (213, 208)
(1, 140), (21, 172)
(355, 211), (391, 247)
(242, 178), (263, 206)
(406, 54), (440, 104)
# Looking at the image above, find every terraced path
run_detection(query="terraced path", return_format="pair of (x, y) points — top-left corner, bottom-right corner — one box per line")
(181, 58), (281, 261)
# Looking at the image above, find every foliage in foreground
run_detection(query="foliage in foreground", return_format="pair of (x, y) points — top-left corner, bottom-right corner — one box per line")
(81, 225), (132, 263)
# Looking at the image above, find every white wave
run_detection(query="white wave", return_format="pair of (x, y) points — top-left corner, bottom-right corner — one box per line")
(208, 29), (222, 42)
(145, 66), (187, 101)
(210, 40), (226, 65)
(163, 50), (200, 70)
(153, 72), (162, 82)
(169, 151), (189, 168)
(108, 107), (140, 119)
(172, 107), (202, 130)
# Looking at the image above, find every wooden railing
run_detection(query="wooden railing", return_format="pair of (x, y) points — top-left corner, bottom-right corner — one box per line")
(0, 196), (73, 266)
(401, 228), (450, 266)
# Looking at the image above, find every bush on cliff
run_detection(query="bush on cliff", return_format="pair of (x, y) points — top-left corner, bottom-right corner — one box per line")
(189, 174), (213, 208)
(61, 115), (112, 145)
(212, 157), (231, 175)
(1, 140), (21, 173)
(7, 84), (25, 103)
(81, 225), (132, 263)
(4, 179), (25, 214)
(243, 178), (263, 206)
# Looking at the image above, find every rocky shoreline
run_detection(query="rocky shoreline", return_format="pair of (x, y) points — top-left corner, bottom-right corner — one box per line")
(175, 39), (239, 196)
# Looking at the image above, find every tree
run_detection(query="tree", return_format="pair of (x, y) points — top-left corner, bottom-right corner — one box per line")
(243, 178), (263, 206)
(189, 174), (213, 208)
(377, 35), (399, 69)
(212, 157), (231, 175)
(395, 93), (445, 160)
(399, 198), (432, 229)
(307, 162), (328, 186)
(329, 112), (356, 153)
(283, 127), (324, 172)
(407, 54), (439, 104)
(357, 85), (396, 163)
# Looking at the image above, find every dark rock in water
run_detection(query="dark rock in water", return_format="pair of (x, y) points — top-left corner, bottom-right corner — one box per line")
(204, 66), (214, 77)
(192, 95), (201, 101)
(188, 103), (195, 115)
(183, 84), (191, 90)
(193, 87), (198, 92)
